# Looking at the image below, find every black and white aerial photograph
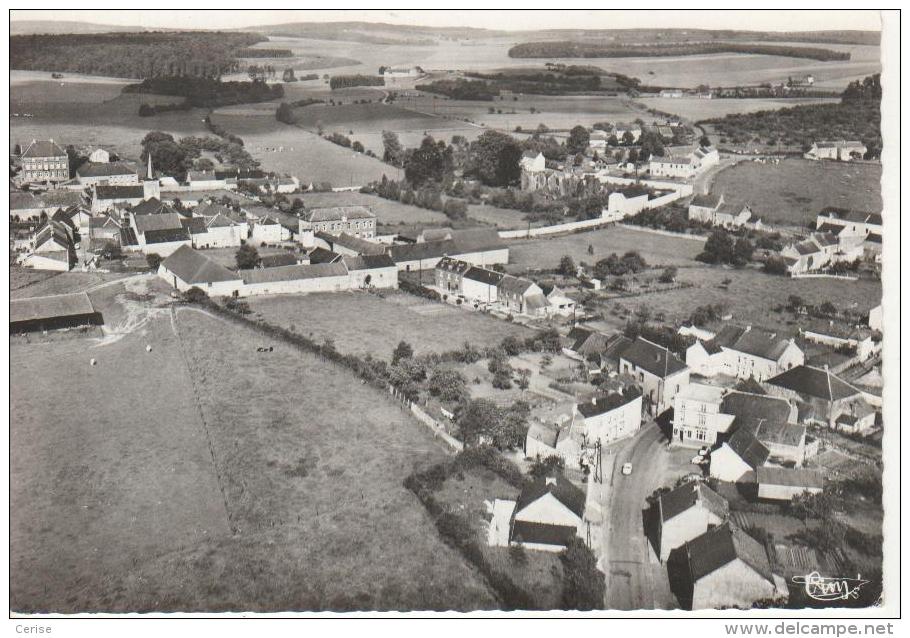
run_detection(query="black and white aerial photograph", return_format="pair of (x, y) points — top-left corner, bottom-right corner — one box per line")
(6, 5), (902, 628)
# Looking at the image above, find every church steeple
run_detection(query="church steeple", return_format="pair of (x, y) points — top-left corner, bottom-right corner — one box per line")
(146, 152), (154, 180)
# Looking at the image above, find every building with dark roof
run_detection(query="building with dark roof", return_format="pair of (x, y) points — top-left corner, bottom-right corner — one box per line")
(239, 262), (351, 297)
(575, 388), (643, 445)
(158, 245), (243, 296)
(299, 206), (377, 241)
(720, 391), (797, 424)
(674, 522), (783, 610)
(619, 337), (690, 415)
(709, 427), (770, 483)
(10, 292), (103, 333)
(657, 482), (729, 561)
(686, 324), (804, 381)
(75, 161), (138, 186)
(765, 365), (863, 427)
(509, 476), (586, 551)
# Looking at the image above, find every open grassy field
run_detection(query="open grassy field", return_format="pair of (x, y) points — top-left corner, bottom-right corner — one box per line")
(209, 110), (396, 185)
(710, 158), (882, 228)
(245, 290), (532, 359)
(10, 73), (209, 161)
(10, 313), (230, 612)
(592, 264), (882, 335)
(11, 298), (499, 611)
(506, 225), (706, 274)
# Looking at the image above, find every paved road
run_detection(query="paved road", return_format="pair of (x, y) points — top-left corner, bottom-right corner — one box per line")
(602, 421), (678, 610)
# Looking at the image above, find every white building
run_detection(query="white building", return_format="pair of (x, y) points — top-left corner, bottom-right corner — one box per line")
(158, 244), (243, 297)
(657, 482), (729, 562)
(688, 193), (752, 228)
(672, 383), (736, 448)
(520, 151), (546, 173)
(649, 146), (719, 180)
(686, 325), (804, 381)
(804, 140), (867, 162)
(509, 476), (586, 552)
(619, 337), (690, 416)
(756, 466), (824, 501)
(575, 389), (643, 446)
(709, 428), (769, 483)
(299, 206), (377, 247)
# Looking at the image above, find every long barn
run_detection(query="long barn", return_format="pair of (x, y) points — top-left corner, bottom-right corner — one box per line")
(10, 292), (103, 333)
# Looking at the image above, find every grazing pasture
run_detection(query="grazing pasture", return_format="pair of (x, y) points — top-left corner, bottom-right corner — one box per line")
(506, 225), (705, 273)
(710, 158), (882, 228)
(245, 290), (532, 359)
(10, 303), (499, 612)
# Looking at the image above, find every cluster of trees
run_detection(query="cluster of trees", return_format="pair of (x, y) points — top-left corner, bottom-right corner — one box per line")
(696, 229), (754, 266)
(236, 48), (293, 58)
(10, 31), (266, 79)
(140, 129), (259, 177)
(414, 79), (498, 101)
(329, 74), (384, 90)
(593, 251), (648, 280)
(455, 399), (531, 449)
(508, 41), (850, 62)
(123, 76), (284, 109)
(702, 74), (881, 156)
(464, 70), (607, 95)
(363, 176), (469, 221)
(275, 98), (324, 124)
(138, 102), (190, 117)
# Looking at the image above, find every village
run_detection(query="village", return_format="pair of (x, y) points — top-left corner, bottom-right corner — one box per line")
(8, 14), (889, 617)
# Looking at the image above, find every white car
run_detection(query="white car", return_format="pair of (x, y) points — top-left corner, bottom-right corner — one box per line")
(621, 462), (633, 476)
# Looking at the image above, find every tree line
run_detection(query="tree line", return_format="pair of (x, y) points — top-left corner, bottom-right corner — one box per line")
(235, 48), (293, 58)
(10, 31), (265, 79)
(508, 41), (851, 62)
(124, 76), (284, 109)
(329, 74), (384, 90)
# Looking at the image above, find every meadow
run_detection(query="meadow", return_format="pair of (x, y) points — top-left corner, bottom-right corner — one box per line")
(591, 264), (882, 335)
(245, 290), (532, 359)
(637, 97), (840, 122)
(709, 158), (882, 228)
(10, 300), (500, 611)
(11, 73), (209, 161)
(506, 225), (706, 274)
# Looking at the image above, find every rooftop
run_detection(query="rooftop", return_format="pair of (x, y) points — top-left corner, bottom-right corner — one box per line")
(766, 365), (861, 402)
(160, 245), (241, 285)
(10, 292), (95, 323)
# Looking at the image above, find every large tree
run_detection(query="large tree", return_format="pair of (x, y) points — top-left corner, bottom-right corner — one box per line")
(566, 125), (591, 155)
(467, 130), (523, 187)
(404, 136), (452, 186)
(141, 131), (189, 178)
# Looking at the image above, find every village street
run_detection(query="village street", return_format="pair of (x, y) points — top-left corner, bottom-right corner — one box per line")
(599, 420), (679, 610)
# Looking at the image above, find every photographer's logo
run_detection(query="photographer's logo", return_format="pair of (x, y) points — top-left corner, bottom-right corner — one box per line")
(792, 571), (869, 602)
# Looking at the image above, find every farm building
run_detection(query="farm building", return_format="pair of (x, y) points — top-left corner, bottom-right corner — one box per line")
(391, 229), (508, 272)
(737, 418), (807, 467)
(75, 161), (138, 186)
(815, 208), (882, 238)
(649, 146), (719, 180)
(756, 466), (824, 501)
(800, 319), (877, 360)
(575, 388), (643, 446)
(251, 215), (292, 244)
(10, 292), (103, 333)
(688, 194), (752, 228)
(563, 327), (612, 362)
(524, 421), (579, 463)
(764, 365), (863, 427)
(342, 254), (399, 289)
(672, 522), (785, 610)
(238, 262), (351, 297)
(657, 481), (729, 562)
(509, 476), (586, 552)
(804, 140), (867, 162)
(671, 383), (735, 448)
(316, 231), (388, 257)
(92, 181), (159, 213)
(834, 401), (878, 436)
(686, 324), (804, 381)
(618, 337), (690, 416)
(158, 245), (243, 297)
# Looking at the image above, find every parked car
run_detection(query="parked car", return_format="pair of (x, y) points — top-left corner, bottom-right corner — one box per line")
(621, 462), (633, 476)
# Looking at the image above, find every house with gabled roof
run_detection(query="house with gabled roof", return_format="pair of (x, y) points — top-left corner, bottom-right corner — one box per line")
(299, 206), (377, 246)
(251, 214), (292, 244)
(524, 421), (580, 463)
(764, 364), (863, 427)
(520, 151), (546, 173)
(130, 210), (190, 255)
(509, 476), (587, 552)
(158, 245), (243, 296)
(686, 324), (804, 381)
(462, 266), (503, 306)
(19, 139), (69, 183)
(709, 427), (770, 483)
(688, 193), (752, 228)
(657, 482), (729, 561)
(75, 160), (138, 186)
(673, 522), (785, 610)
(720, 391), (797, 424)
(737, 418), (807, 466)
(498, 275), (547, 316)
(563, 327), (612, 362)
(199, 212), (247, 248)
(619, 337), (690, 415)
